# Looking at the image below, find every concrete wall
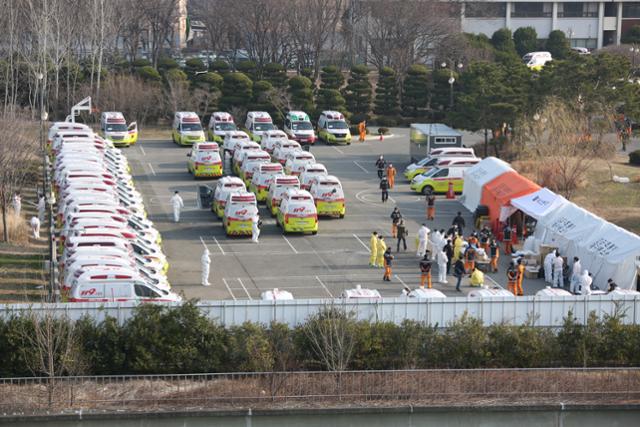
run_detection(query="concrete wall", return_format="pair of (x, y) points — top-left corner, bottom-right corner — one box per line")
(510, 18), (553, 37)
(556, 18), (600, 39)
(462, 18), (507, 35)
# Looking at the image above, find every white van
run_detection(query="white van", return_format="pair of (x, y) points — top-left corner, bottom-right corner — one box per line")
(284, 151), (316, 176)
(68, 274), (180, 303)
(266, 175), (300, 216)
(272, 140), (302, 165)
(276, 188), (318, 235)
(207, 112), (236, 142)
(299, 163), (328, 190)
(342, 285), (381, 299)
(249, 163), (284, 202)
(522, 51), (552, 70)
(222, 131), (251, 156)
(100, 111), (137, 147)
(260, 130), (288, 154)
(172, 112), (205, 145)
(284, 111), (316, 145)
(223, 191), (258, 236)
(308, 175), (345, 218)
(240, 150), (272, 185)
(232, 141), (261, 174)
(317, 111), (352, 145)
(48, 122), (91, 146)
(187, 142), (223, 178)
(404, 147), (476, 180)
(245, 111), (275, 142)
(212, 176), (246, 218)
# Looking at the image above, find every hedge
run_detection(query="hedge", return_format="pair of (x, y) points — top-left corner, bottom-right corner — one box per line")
(0, 303), (638, 378)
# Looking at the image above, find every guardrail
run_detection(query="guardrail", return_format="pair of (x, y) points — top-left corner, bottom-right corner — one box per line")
(0, 295), (639, 327)
(1, 368), (639, 412)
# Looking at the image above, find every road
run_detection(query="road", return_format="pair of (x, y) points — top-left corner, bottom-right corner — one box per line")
(126, 128), (548, 300)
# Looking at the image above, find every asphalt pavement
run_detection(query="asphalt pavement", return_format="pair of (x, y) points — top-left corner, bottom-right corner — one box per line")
(126, 129), (548, 300)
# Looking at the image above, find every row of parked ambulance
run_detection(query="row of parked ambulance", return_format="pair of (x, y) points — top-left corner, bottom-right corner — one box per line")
(48, 120), (181, 303)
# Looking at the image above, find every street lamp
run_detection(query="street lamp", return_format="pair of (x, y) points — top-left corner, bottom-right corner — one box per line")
(441, 61), (463, 109)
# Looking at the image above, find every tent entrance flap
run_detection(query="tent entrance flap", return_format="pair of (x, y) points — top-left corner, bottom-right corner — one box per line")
(510, 187), (567, 220)
(480, 171), (540, 230)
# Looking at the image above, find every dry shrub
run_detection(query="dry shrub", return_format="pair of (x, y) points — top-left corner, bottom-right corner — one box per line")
(0, 212), (30, 245)
(94, 75), (165, 124)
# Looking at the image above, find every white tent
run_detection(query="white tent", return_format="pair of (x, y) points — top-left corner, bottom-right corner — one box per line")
(510, 188), (567, 220)
(461, 157), (513, 212)
(534, 202), (603, 255)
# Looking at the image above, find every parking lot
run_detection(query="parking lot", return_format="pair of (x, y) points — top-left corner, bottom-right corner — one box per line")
(127, 129), (547, 300)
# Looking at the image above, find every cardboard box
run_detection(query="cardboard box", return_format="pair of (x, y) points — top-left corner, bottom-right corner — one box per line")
(525, 266), (540, 279)
(540, 244), (558, 260)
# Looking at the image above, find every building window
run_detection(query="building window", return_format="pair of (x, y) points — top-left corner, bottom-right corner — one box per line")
(558, 2), (599, 18)
(465, 2), (507, 18)
(511, 2), (553, 18)
(623, 3), (640, 18)
(570, 38), (597, 49)
(434, 137), (457, 144)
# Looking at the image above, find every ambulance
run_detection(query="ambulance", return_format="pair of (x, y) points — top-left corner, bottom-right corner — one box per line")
(212, 176), (246, 218)
(317, 111), (351, 145)
(222, 130), (251, 156)
(244, 111), (275, 142)
(187, 142), (223, 178)
(272, 140), (302, 165)
(266, 175), (300, 216)
(410, 165), (471, 195)
(68, 273), (181, 303)
(240, 150), (271, 186)
(299, 163), (328, 190)
(249, 163), (284, 202)
(309, 175), (345, 218)
(283, 111), (316, 145)
(207, 112), (236, 142)
(403, 147), (476, 180)
(260, 130), (288, 154)
(232, 141), (261, 175)
(223, 191), (258, 236)
(284, 151), (316, 176)
(276, 188), (318, 235)
(522, 51), (552, 71)
(48, 122), (91, 147)
(341, 285), (381, 300)
(100, 112), (138, 147)
(172, 112), (205, 145)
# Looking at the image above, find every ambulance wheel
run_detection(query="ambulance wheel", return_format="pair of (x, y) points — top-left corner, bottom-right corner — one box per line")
(347, 142), (351, 145)
(339, 213), (345, 219)
(312, 230), (318, 235)
(422, 186), (434, 195)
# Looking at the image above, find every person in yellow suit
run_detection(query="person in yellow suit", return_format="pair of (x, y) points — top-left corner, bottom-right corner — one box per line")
(470, 267), (484, 287)
(453, 234), (463, 261)
(376, 235), (387, 268)
(369, 231), (378, 267)
(516, 258), (525, 296)
(358, 121), (366, 142)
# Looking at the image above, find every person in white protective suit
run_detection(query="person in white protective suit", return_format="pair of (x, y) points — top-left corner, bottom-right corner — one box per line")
(170, 191), (184, 223)
(30, 216), (40, 239)
(12, 192), (21, 216)
(544, 250), (556, 284)
(201, 248), (211, 286)
(552, 253), (564, 288)
(577, 270), (592, 295)
(430, 229), (442, 260)
(436, 248), (448, 283)
(37, 194), (46, 223)
(252, 215), (260, 243)
(416, 224), (430, 257)
(570, 257), (582, 293)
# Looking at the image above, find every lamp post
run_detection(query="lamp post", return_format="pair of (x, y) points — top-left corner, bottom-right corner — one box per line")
(441, 61), (463, 109)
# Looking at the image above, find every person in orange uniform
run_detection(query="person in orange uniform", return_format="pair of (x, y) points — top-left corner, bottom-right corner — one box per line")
(489, 239), (499, 273)
(516, 258), (525, 296)
(358, 120), (366, 142)
(464, 244), (476, 275)
(502, 224), (513, 255)
(426, 194), (436, 220)
(383, 247), (394, 281)
(419, 253), (432, 288)
(386, 163), (396, 189)
(506, 262), (518, 295)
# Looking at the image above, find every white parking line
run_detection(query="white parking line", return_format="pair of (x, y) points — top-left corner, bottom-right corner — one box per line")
(282, 235), (298, 254)
(353, 234), (370, 252)
(212, 236), (225, 255)
(148, 163), (156, 176)
(353, 161), (369, 173)
(332, 146), (344, 155)
(199, 236), (209, 250)
(237, 278), (252, 299)
(222, 278), (237, 300)
(139, 146), (146, 156)
(315, 275), (334, 298)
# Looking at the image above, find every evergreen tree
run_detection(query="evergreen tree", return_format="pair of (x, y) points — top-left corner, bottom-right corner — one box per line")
(513, 27), (538, 57)
(184, 58), (206, 80)
(546, 30), (571, 60)
(263, 63), (287, 89)
(491, 28), (517, 54)
(219, 72), (253, 112)
(210, 60), (231, 75)
(401, 64), (429, 117)
(288, 76), (315, 113)
(236, 61), (258, 81)
(430, 67), (459, 114)
(250, 80), (283, 124)
(343, 65), (372, 122)
(316, 65), (346, 114)
(373, 67), (399, 117)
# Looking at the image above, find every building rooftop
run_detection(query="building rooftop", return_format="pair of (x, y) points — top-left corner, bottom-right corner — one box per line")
(411, 123), (463, 137)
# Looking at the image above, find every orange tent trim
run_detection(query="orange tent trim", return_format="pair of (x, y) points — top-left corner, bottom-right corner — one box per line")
(480, 171), (540, 230)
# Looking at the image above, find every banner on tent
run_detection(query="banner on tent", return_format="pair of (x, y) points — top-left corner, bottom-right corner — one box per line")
(548, 217), (578, 234)
(588, 238), (619, 257)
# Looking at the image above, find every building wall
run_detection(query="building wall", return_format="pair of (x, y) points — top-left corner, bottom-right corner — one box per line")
(510, 17), (553, 36)
(555, 18), (599, 39)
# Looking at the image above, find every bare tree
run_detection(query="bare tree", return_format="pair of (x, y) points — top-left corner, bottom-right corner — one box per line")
(302, 304), (357, 372)
(139, 0), (180, 68)
(190, 0), (233, 54)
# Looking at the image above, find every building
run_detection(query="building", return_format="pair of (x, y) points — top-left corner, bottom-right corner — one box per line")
(461, 1), (640, 50)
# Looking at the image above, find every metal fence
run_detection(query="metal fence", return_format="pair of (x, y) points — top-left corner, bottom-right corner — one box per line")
(1, 295), (639, 327)
(1, 368), (639, 412)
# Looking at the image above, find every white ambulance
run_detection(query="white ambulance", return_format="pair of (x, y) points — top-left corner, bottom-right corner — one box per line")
(260, 130), (288, 154)
(172, 112), (205, 145)
(240, 150), (272, 186)
(212, 176), (246, 218)
(249, 163), (284, 202)
(266, 175), (300, 216)
(284, 151), (316, 176)
(299, 163), (328, 191)
(207, 112), (236, 142)
(309, 175), (345, 218)
(100, 111), (138, 147)
(272, 140), (301, 165)
(284, 111), (316, 145)
(223, 191), (258, 236)
(245, 111), (275, 142)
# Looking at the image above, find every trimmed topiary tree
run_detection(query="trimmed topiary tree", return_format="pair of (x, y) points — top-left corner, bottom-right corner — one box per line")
(250, 80), (283, 124)
(288, 76), (315, 113)
(546, 30), (571, 60)
(263, 62), (287, 88)
(136, 66), (161, 82)
(236, 61), (258, 81)
(343, 64), (372, 123)
(210, 60), (231, 75)
(157, 56), (179, 71)
(491, 28), (517, 54)
(316, 65), (346, 114)
(514, 27), (538, 57)
(219, 72), (253, 112)
(374, 67), (399, 117)
(401, 64), (429, 117)
(185, 58), (206, 80)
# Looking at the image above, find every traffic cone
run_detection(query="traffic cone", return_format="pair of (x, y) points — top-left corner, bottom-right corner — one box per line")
(446, 181), (455, 199)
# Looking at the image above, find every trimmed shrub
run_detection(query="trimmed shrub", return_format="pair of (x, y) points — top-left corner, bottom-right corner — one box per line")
(219, 72), (253, 112)
(401, 64), (429, 117)
(514, 27), (538, 57)
(374, 66), (400, 118)
(288, 76), (315, 113)
(136, 66), (161, 82)
(343, 64), (372, 120)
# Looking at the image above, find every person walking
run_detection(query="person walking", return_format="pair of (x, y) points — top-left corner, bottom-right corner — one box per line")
(201, 248), (211, 286)
(453, 233), (463, 260)
(396, 218), (407, 252)
(251, 215), (261, 243)
(376, 235), (387, 268)
(436, 248), (448, 283)
(464, 244), (476, 275)
(12, 192), (21, 216)
(426, 194), (436, 220)
(170, 190), (184, 223)
(502, 224), (513, 255)
(453, 258), (465, 292)
(451, 212), (465, 236)
(570, 257), (582, 293)
(386, 163), (396, 189)
(444, 239), (453, 275)
(552, 253), (564, 288)
(489, 239), (499, 273)
(516, 258), (525, 296)
(419, 253), (432, 288)
(358, 120), (366, 142)
(37, 194), (46, 223)
(379, 177), (389, 203)
(369, 231), (378, 267)
(479, 227), (491, 253)
(544, 250), (556, 284)
(383, 247), (393, 281)
(30, 216), (40, 239)
(507, 262), (518, 295)
(416, 224), (429, 257)
(375, 155), (386, 179)
(390, 207), (402, 238)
